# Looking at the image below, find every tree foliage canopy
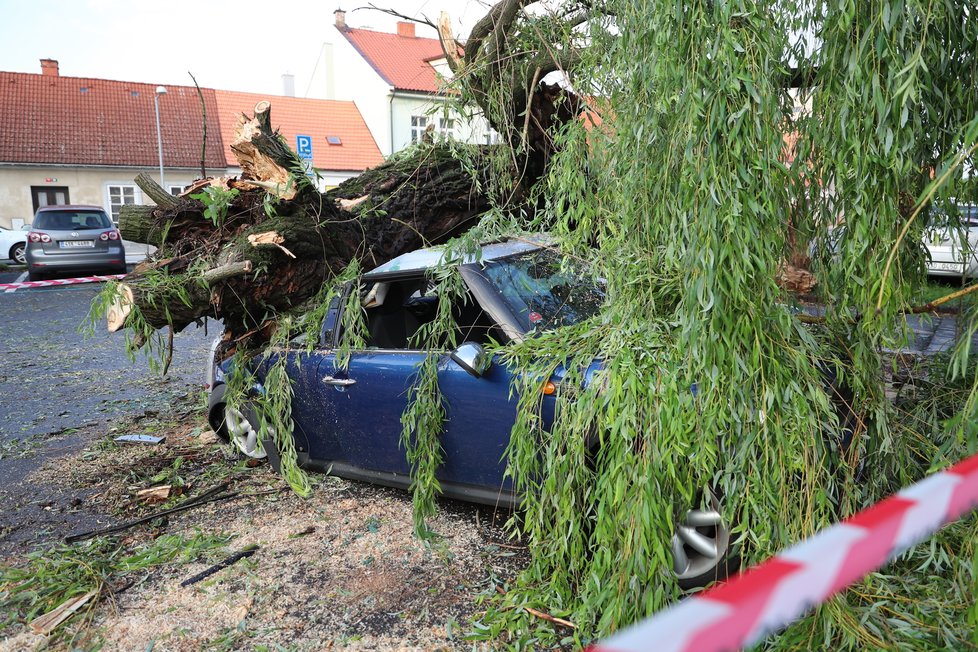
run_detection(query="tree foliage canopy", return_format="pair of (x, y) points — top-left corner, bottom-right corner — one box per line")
(97, 0), (978, 647)
(431, 0), (978, 646)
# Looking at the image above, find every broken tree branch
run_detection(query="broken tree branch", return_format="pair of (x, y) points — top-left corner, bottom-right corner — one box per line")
(65, 483), (236, 544)
(179, 544), (260, 587)
(135, 173), (179, 209)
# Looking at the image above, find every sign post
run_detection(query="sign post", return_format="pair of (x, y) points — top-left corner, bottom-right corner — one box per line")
(296, 135), (314, 178)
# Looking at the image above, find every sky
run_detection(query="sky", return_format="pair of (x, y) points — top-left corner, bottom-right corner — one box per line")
(0, 0), (492, 99)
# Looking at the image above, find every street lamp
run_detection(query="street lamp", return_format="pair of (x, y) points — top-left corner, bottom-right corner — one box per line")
(154, 86), (168, 190)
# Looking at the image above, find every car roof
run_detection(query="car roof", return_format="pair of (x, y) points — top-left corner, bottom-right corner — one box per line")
(363, 235), (551, 280)
(35, 204), (106, 213)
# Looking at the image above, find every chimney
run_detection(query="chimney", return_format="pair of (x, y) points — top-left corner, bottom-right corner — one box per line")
(397, 21), (415, 38)
(282, 73), (295, 97)
(40, 59), (59, 77)
(334, 8), (346, 30)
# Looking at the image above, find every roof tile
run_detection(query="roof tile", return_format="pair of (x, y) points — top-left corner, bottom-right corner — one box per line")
(213, 90), (383, 172)
(339, 26), (447, 94)
(0, 72), (225, 169)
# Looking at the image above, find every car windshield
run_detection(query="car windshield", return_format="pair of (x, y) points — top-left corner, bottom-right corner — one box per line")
(481, 249), (605, 333)
(34, 210), (112, 231)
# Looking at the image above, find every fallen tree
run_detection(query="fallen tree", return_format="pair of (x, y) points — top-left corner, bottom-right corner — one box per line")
(110, 102), (498, 351)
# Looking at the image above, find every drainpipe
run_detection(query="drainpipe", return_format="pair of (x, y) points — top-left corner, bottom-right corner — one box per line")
(389, 91), (395, 157)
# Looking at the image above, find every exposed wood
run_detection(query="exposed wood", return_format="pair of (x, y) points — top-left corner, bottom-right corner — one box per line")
(229, 102), (302, 200)
(106, 284), (134, 332)
(248, 231), (296, 258)
(29, 590), (98, 635)
(136, 485), (172, 503)
(777, 263), (818, 294)
(135, 173), (179, 209)
(438, 11), (463, 72)
(337, 195), (370, 211)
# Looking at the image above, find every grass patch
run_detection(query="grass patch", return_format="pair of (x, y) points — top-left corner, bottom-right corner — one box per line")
(915, 277), (978, 311)
(0, 532), (231, 644)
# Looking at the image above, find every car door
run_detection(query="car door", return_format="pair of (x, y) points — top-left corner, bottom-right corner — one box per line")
(308, 275), (519, 495)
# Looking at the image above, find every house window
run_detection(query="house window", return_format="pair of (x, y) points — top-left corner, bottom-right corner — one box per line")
(169, 185), (184, 196)
(410, 115), (428, 143)
(108, 185), (137, 223)
(438, 118), (455, 138)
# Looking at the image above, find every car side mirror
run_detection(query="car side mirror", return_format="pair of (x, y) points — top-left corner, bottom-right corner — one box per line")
(450, 342), (491, 378)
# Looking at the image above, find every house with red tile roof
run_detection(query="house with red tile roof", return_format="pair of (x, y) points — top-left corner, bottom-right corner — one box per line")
(213, 90), (384, 188)
(330, 9), (494, 156)
(0, 60), (383, 229)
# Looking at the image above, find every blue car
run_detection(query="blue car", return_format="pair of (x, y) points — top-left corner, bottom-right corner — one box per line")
(207, 236), (736, 588)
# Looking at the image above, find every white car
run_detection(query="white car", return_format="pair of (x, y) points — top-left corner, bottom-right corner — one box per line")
(0, 225), (28, 265)
(925, 205), (978, 279)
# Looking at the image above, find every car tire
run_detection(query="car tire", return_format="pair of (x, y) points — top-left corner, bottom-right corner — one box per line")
(671, 488), (740, 590)
(10, 243), (25, 265)
(206, 384), (267, 460)
(209, 384), (283, 473)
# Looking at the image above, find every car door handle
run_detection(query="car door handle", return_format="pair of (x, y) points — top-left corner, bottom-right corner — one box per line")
(322, 375), (356, 387)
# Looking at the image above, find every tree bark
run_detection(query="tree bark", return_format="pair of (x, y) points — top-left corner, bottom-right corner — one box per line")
(113, 103), (493, 348)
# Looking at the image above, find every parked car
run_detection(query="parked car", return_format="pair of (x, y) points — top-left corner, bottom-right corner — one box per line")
(0, 225), (28, 265)
(206, 236), (852, 589)
(924, 204), (978, 278)
(25, 205), (126, 281)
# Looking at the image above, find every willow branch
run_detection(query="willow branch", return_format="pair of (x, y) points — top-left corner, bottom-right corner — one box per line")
(876, 140), (978, 312)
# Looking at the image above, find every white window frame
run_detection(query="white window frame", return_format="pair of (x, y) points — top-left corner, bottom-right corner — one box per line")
(105, 183), (142, 224)
(168, 185), (184, 196)
(410, 115), (428, 144)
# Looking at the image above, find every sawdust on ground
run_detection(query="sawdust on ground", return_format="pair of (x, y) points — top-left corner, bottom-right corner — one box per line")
(1, 412), (527, 651)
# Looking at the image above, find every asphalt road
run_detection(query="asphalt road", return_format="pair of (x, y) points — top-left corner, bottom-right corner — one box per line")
(0, 270), (215, 443)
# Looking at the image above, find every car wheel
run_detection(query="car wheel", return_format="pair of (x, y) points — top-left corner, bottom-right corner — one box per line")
(208, 384), (281, 468)
(11, 243), (26, 265)
(223, 402), (268, 460)
(671, 488), (738, 590)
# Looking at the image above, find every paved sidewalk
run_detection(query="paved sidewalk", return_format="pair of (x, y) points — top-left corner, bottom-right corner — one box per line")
(905, 313), (974, 356)
(123, 240), (156, 264)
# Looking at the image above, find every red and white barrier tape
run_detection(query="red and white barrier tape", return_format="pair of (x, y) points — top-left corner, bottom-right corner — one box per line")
(0, 274), (125, 291)
(592, 453), (978, 652)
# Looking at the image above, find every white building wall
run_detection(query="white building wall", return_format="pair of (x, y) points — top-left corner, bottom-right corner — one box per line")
(329, 35), (396, 156)
(390, 94), (493, 152)
(329, 31), (493, 157)
(0, 166), (211, 229)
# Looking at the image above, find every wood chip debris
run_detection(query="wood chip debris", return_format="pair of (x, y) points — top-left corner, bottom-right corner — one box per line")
(136, 485), (172, 503)
(29, 589), (98, 635)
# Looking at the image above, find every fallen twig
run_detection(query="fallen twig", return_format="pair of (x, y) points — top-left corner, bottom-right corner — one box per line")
(65, 483), (234, 544)
(495, 586), (576, 629)
(179, 544), (259, 587)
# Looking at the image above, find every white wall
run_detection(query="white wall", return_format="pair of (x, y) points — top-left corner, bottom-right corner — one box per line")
(329, 32), (495, 157)
(0, 166), (211, 228)
(390, 94), (493, 152)
(330, 35), (396, 156)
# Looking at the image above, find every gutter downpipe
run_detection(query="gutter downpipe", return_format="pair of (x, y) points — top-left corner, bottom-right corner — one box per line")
(389, 89), (395, 157)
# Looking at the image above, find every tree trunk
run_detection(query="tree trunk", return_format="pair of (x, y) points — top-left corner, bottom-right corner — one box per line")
(112, 102), (492, 348)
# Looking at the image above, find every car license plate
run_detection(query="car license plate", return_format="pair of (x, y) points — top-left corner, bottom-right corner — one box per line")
(59, 240), (95, 248)
(933, 262), (963, 272)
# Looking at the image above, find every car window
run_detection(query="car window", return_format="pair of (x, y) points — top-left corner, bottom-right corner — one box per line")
(34, 210), (112, 230)
(359, 277), (505, 350)
(481, 249), (605, 333)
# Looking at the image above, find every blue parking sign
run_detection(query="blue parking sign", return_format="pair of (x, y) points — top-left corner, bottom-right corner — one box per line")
(296, 134), (313, 160)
